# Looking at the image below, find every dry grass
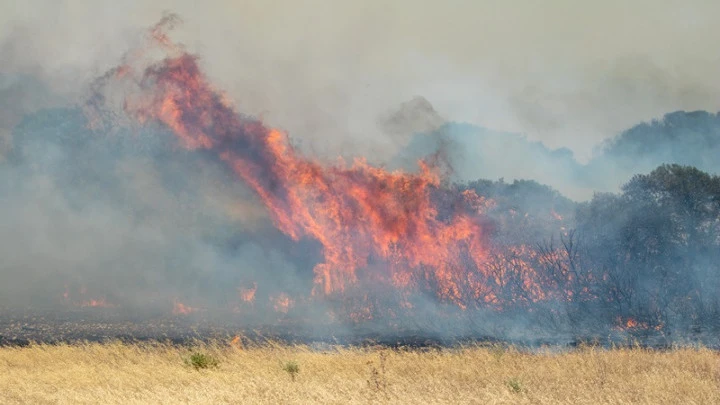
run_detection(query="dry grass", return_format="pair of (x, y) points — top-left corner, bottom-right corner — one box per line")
(0, 341), (718, 404)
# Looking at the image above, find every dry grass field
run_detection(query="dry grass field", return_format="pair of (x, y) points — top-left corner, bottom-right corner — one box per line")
(0, 341), (718, 404)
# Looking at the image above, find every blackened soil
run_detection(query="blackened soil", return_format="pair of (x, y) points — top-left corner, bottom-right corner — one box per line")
(0, 308), (714, 350)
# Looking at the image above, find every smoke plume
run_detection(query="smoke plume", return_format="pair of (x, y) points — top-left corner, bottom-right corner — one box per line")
(1, 5), (719, 345)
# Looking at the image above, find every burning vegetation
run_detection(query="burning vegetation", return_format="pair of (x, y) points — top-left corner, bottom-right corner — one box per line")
(2, 15), (719, 346)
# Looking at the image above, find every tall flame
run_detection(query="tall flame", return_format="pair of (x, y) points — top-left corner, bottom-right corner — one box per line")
(108, 23), (495, 308)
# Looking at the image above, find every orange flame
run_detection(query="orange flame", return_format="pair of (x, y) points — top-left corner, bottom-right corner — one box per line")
(272, 293), (294, 314)
(239, 283), (257, 304)
(62, 285), (114, 308)
(550, 209), (563, 221)
(172, 300), (198, 315)
(111, 26), (496, 309)
(230, 335), (243, 349)
(615, 317), (663, 332)
(80, 298), (113, 308)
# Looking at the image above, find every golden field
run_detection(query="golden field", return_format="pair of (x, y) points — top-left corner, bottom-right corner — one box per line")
(0, 341), (718, 404)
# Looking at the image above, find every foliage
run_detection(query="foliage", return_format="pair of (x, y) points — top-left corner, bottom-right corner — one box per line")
(574, 164), (720, 330)
(507, 377), (524, 393)
(186, 352), (219, 370)
(282, 360), (300, 381)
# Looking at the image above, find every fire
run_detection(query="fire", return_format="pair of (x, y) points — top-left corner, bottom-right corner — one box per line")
(81, 18), (605, 321)
(110, 19), (495, 309)
(80, 299), (113, 308)
(550, 209), (563, 221)
(239, 283), (257, 304)
(172, 300), (199, 315)
(37, 17), (705, 339)
(61, 285), (114, 308)
(230, 335), (243, 349)
(272, 293), (294, 314)
(615, 317), (664, 332)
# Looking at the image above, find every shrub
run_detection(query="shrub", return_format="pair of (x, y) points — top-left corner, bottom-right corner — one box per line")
(507, 378), (523, 394)
(186, 352), (219, 370)
(283, 361), (300, 381)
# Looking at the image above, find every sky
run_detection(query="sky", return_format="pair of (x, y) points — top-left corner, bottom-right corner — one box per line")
(2, 0), (720, 162)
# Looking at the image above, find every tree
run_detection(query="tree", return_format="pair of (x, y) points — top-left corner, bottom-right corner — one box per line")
(576, 165), (720, 331)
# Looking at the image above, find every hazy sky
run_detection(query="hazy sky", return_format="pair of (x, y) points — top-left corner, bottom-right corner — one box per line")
(2, 0), (719, 161)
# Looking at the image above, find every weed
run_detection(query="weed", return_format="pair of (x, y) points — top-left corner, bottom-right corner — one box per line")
(596, 356), (609, 388)
(367, 350), (389, 399)
(507, 377), (523, 394)
(185, 352), (219, 370)
(283, 360), (300, 381)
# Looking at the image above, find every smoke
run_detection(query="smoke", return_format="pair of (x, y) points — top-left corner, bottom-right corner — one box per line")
(0, 104), (314, 314)
(1, 4), (719, 343)
(3, 1), (720, 161)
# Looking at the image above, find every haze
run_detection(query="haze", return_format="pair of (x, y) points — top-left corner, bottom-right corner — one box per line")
(2, 0), (719, 162)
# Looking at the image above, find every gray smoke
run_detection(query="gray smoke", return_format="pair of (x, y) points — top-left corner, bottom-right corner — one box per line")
(1, 3), (720, 343)
(3, 1), (720, 161)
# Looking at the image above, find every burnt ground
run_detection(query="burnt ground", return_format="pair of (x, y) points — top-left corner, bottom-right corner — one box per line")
(0, 308), (715, 349)
(0, 308), (498, 348)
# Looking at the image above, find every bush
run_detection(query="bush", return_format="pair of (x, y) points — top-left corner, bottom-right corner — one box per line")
(507, 378), (523, 393)
(283, 361), (300, 381)
(186, 352), (219, 370)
